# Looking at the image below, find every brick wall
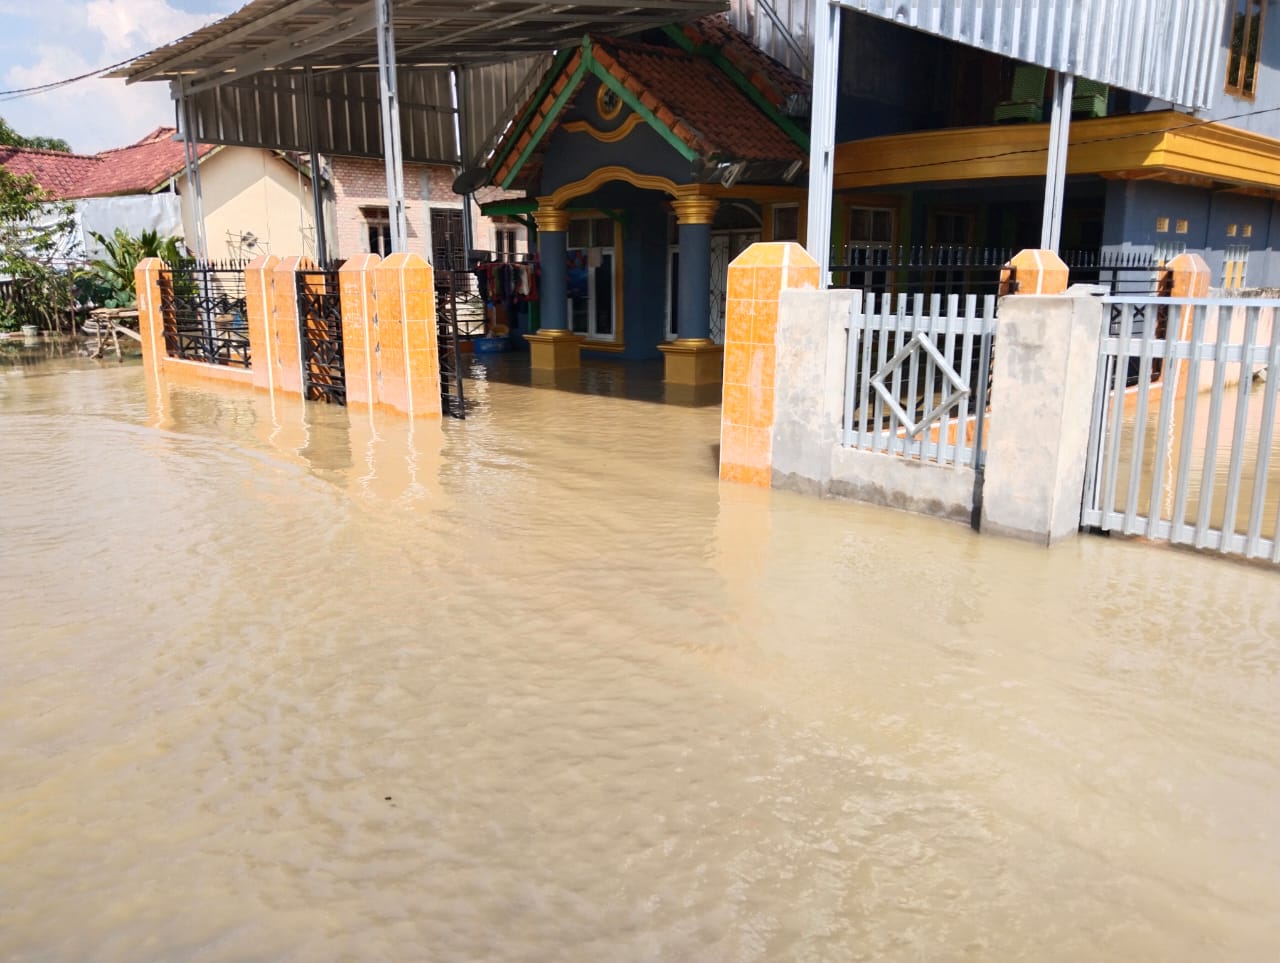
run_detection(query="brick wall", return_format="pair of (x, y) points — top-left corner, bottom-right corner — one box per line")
(331, 157), (528, 261)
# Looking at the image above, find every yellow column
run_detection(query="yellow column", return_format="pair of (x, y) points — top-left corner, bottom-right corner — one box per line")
(719, 241), (820, 487)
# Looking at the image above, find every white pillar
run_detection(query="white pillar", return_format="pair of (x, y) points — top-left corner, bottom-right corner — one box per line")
(1040, 71), (1074, 253)
(805, 0), (841, 288)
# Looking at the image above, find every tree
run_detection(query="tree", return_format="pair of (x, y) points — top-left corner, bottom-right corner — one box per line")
(0, 115), (72, 153)
(0, 166), (75, 330)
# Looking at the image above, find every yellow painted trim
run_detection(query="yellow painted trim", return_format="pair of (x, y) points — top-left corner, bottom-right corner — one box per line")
(563, 113), (645, 143)
(546, 166), (680, 208)
(582, 339), (626, 353)
(596, 82), (624, 120)
(833, 111), (1280, 194)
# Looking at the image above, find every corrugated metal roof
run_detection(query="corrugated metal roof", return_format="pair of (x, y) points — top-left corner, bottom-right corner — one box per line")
(109, 0), (728, 84)
(835, 0), (1226, 109)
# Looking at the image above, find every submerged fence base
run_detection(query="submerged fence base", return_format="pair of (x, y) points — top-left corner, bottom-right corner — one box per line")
(136, 253), (442, 419)
(724, 244), (1118, 545)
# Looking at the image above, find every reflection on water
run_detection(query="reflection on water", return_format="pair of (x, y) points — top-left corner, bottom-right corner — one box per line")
(2, 360), (1279, 962)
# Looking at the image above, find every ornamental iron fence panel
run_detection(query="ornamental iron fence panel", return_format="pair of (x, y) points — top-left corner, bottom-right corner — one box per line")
(157, 260), (250, 368)
(296, 266), (345, 404)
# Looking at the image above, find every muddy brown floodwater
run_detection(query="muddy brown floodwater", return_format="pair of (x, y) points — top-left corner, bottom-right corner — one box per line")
(2, 353), (1279, 962)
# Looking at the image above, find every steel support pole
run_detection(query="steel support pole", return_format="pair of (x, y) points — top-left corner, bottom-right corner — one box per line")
(1040, 71), (1074, 253)
(375, 0), (408, 253)
(303, 67), (328, 263)
(805, 0), (841, 287)
(178, 91), (208, 262)
(453, 67), (475, 260)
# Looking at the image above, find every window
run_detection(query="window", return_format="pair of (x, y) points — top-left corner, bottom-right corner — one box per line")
(494, 223), (522, 258)
(363, 206), (392, 256)
(842, 205), (896, 292)
(1226, 0), (1264, 98)
(566, 215), (617, 342)
(771, 204), (800, 242)
(1224, 244), (1251, 290)
(1156, 217), (1170, 234)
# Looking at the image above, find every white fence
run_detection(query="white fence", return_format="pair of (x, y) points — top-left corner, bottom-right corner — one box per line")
(1083, 296), (1280, 563)
(842, 292), (996, 469)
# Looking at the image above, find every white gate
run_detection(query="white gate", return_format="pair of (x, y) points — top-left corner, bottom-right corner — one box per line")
(843, 292), (996, 469)
(1083, 296), (1280, 563)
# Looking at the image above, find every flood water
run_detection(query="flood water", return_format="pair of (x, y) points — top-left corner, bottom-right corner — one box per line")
(2, 351), (1279, 962)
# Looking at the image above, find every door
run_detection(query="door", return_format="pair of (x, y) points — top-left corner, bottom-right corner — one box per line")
(431, 209), (466, 271)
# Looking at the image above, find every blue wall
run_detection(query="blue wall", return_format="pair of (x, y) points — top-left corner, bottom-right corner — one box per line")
(538, 76), (693, 196)
(1101, 180), (1280, 289)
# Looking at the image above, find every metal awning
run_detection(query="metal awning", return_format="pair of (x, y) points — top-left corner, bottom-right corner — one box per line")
(109, 0), (726, 260)
(108, 0), (727, 86)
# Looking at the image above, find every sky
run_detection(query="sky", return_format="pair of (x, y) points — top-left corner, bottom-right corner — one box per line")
(0, 0), (240, 154)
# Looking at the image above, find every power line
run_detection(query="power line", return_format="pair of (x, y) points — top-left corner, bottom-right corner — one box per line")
(0, 53), (155, 103)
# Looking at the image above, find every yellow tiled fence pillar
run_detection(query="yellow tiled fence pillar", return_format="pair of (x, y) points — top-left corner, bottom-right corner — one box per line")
(244, 254), (280, 393)
(134, 257), (167, 381)
(719, 242), (820, 486)
(270, 256), (310, 395)
(338, 253), (380, 408)
(999, 248), (1070, 296)
(371, 253), (442, 418)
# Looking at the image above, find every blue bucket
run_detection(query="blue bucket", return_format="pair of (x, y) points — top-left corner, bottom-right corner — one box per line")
(473, 336), (508, 354)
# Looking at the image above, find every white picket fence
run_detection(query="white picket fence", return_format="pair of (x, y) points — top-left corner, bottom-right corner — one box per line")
(842, 292), (997, 469)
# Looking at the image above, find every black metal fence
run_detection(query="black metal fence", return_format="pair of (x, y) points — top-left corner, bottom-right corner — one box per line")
(157, 260), (250, 368)
(831, 246), (1170, 298)
(296, 266), (345, 404)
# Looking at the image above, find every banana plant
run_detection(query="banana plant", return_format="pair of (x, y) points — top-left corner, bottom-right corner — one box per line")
(87, 228), (183, 308)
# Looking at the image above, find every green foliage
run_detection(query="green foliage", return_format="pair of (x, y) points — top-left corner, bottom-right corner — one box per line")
(0, 115), (71, 153)
(87, 228), (183, 308)
(0, 166), (75, 331)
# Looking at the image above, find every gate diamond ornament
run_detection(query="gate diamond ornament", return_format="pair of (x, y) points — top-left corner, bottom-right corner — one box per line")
(870, 332), (970, 438)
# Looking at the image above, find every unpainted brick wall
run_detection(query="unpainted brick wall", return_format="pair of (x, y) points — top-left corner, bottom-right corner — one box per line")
(331, 157), (528, 260)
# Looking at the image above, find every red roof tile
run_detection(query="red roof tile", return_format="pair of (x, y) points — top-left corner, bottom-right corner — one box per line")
(596, 34), (805, 163)
(488, 17), (807, 187)
(0, 127), (216, 200)
(0, 146), (101, 198)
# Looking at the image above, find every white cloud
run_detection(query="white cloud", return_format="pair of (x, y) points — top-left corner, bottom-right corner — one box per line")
(1, 0), (236, 153)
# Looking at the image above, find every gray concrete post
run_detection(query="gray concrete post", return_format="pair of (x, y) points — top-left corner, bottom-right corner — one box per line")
(770, 288), (854, 495)
(980, 288), (1106, 545)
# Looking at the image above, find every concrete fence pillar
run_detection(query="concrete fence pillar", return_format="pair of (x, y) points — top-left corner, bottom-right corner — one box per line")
(372, 252), (441, 418)
(980, 288), (1106, 544)
(244, 255), (280, 392)
(719, 242), (820, 486)
(338, 253), (380, 408)
(1000, 248), (1070, 296)
(134, 257), (167, 382)
(271, 256), (310, 395)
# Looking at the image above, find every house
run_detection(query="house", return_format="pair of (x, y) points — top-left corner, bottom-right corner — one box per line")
(474, 15), (808, 377)
(0, 127), (321, 262)
(814, 1), (1280, 294)
(330, 156), (528, 267)
(102, 0), (1280, 376)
